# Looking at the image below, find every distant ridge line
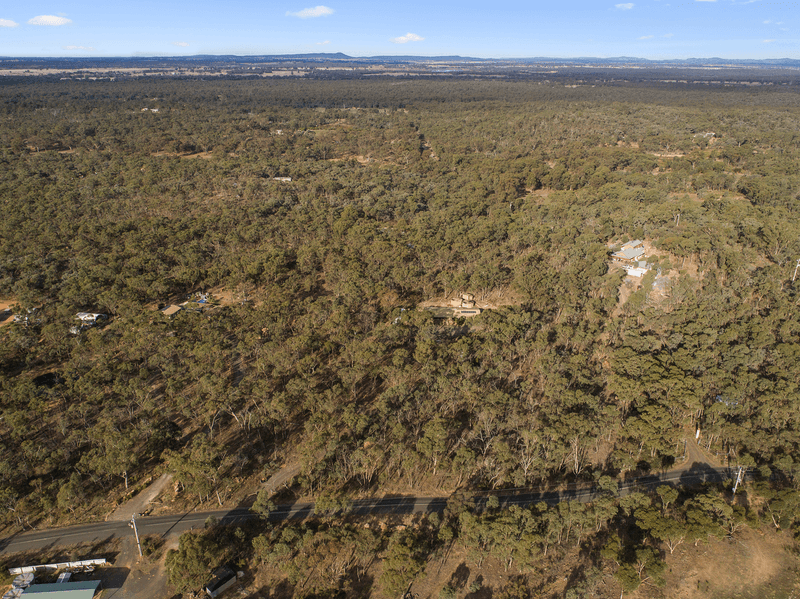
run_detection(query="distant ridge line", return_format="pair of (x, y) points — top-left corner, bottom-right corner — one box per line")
(1, 54), (799, 68)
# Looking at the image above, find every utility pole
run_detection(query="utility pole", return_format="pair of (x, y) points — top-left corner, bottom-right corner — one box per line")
(732, 466), (745, 495)
(129, 514), (143, 558)
(793, 258), (800, 283)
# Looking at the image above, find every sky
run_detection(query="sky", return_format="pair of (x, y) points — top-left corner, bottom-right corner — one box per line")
(0, 0), (797, 60)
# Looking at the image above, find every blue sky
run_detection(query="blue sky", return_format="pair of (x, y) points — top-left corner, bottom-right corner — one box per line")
(0, 0), (797, 59)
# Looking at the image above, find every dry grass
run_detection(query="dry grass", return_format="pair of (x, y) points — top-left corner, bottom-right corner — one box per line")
(0, 297), (16, 328)
(649, 525), (800, 599)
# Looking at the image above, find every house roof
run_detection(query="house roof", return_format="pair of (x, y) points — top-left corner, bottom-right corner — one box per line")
(206, 566), (236, 593)
(423, 307), (481, 318)
(75, 313), (104, 321)
(624, 267), (648, 277)
(161, 305), (182, 316)
(614, 246), (645, 260)
(21, 580), (100, 599)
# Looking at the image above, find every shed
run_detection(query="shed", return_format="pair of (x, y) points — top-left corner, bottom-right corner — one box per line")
(21, 580), (100, 599)
(423, 307), (482, 319)
(161, 305), (182, 317)
(624, 267), (648, 278)
(205, 565), (236, 598)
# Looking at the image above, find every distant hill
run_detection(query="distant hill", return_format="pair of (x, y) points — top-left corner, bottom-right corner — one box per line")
(1, 54), (799, 68)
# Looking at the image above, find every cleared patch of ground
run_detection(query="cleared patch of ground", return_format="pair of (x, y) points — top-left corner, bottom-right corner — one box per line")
(328, 154), (380, 165)
(650, 152), (686, 158)
(419, 288), (522, 311)
(527, 187), (556, 203)
(653, 525), (800, 599)
(108, 535), (173, 599)
(0, 298), (15, 328)
(107, 473), (174, 522)
(151, 151), (213, 159)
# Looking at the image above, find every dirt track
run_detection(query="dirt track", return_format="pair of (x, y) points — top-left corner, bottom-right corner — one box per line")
(107, 474), (173, 522)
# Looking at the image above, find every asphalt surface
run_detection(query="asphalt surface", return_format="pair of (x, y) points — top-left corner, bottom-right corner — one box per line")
(0, 460), (736, 556)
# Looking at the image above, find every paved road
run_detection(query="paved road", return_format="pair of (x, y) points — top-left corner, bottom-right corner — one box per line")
(0, 461), (735, 556)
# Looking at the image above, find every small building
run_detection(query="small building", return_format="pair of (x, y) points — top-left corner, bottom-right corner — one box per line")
(70, 313), (107, 335)
(422, 292), (483, 321)
(623, 266), (648, 278)
(161, 305), (183, 317)
(205, 565), (237, 598)
(75, 313), (106, 324)
(20, 580), (101, 599)
(272, 177), (292, 182)
(423, 306), (482, 320)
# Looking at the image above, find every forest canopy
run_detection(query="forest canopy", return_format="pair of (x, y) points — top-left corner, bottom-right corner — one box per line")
(0, 77), (799, 548)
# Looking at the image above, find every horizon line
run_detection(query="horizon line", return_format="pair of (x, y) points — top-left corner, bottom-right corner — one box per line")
(0, 53), (799, 63)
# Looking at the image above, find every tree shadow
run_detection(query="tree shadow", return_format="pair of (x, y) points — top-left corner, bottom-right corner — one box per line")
(348, 571), (375, 598)
(678, 462), (729, 488)
(563, 562), (587, 598)
(91, 566), (130, 593)
(448, 562), (470, 591)
(268, 579), (294, 599)
(464, 574), (492, 599)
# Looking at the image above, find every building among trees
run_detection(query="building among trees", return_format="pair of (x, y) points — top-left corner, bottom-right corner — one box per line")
(612, 240), (645, 263)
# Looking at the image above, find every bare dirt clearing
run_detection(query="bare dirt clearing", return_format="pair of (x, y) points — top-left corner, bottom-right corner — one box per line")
(419, 288), (522, 311)
(0, 298), (14, 328)
(107, 473), (173, 522)
(656, 525), (800, 599)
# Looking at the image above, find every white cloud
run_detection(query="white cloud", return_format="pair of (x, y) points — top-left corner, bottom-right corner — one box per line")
(615, 3), (634, 9)
(695, 0), (716, 2)
(762, 38), (775, 43)
(391, 32), (424, 43)
(64, 45), (94, 51)
(0, 18), (18, 27)
(662, 33), (674, 37)
(316, 40), (330, 45)
(639, 35), (654, 39)
(28, 15), (72, 26)
(286, 6), (334, 18)
(173, 41), (189, 47)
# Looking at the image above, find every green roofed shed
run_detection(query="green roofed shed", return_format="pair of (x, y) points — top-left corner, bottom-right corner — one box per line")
(21, 581), (100, 599)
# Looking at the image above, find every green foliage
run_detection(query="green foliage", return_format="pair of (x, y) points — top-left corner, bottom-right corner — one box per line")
(252, 521), (380, 595)
(165, 531), (223, 594)
(251, 488), (276, 519)
(379, 528), (429, 597)
(56, 473), (85, 514)
(0, 76), (799, 535)
(140, 534), (165, 561)
(495, 576), (533, 599)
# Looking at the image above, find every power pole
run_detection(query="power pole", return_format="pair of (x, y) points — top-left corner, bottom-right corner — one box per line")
(793, 258), (800, 283)
(129, 514), (143, 558)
